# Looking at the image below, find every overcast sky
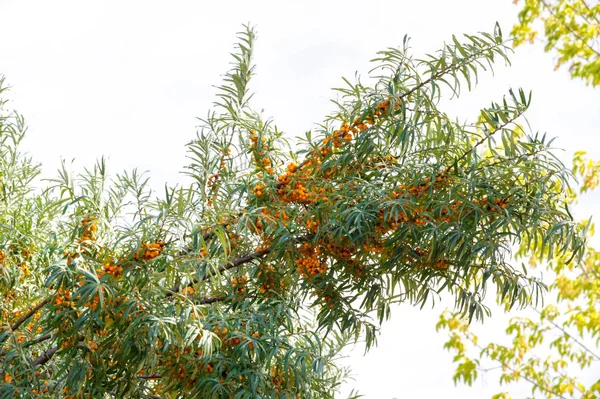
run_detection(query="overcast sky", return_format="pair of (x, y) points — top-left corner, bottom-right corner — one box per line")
(1, 1), (599, 398)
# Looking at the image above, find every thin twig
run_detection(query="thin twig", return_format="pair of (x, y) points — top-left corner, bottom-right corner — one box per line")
(540, 0), (600, 57)
(532, 307), (600, 361)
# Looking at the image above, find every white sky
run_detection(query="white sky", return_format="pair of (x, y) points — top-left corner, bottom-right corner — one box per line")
(1, 0), (599, 398)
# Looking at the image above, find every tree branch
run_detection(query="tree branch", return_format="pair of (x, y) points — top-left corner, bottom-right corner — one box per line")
(168, 233), (313, 296)
(540, 0), (600, 57)
(9, 298), (50, 332)
(198, 296), (226, 305)
(473, 341), (568, 399)
(532, 307), (600, 361)
(31, 345), (58, 367)
(137, 374), (162, 380)
(0, 298), (51, 347)
(0, 332), (53, 358)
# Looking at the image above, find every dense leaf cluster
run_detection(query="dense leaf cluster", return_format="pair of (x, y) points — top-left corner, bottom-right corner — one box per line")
(0, 25), (585, 398)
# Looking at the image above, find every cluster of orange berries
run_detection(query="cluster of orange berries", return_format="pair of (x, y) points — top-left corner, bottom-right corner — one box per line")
(206, 147), (231, 193)
(99, 263), (123, 277)
(276, 163), (314, 204)
(323, 123), (354, 150)
(231, 275), (248, 298)
(273, 209), (290, 224)
(363, 241), (384, 254)
(249, 130), (275, 175)
(223, 222), (240, 247)
(410, 248), (450, 270)
(274, 99), (400, 205)
(249, 130), (267, 150)
(296, 243), (327, 278)
(253, 210), (270, 236)
(393, 171), (454, 200)
(250, 182), (266, 197)
(375, 209), (409, 235)
(17, 262), (31, 281)
(60, 337), (77, 349)
(155, 345), (206, 383)
(321, 294), (337, 309)
(207, 147), (232, 205)
(472, 197), (509, 211)
(84, 295), (101, 311)
(374, 98), (400, 116)
(134, 241), (165, 261)
(80, 216), (98, 242)
(0, 249), (6, 276)
(320, 238), (355, 260)
(257, 264), (284, 294)
(212, 326), (260, 349)
(317, 98), (399, 157)
(270, 367), (302, 396)
(64, 250), (79, 266)
(305, 217), (319, 233)
(23, 312), (42, 334)
(54, 288), (73, 307)
(282, 181), (313, 203)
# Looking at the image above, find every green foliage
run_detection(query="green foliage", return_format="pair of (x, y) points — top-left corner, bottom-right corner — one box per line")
(437, 152), (600, 398)
(0, 24), (586, 398)
(511, 0), (600, 86)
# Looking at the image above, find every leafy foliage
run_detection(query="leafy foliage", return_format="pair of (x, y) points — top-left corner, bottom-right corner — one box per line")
(511, 0), (600, 86)
(437, 152), (600, 398)
(0, 25), (585, 398)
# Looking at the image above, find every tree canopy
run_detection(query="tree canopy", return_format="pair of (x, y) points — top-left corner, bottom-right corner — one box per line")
(437, 151), (600, 398)
(0, 25), (586, 398)
(511, 0), (600, 86)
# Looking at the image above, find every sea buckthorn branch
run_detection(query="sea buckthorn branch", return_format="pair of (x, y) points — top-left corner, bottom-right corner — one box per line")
(8, 298), (50, 332)
(0, 298), (50, 346)
(448, 98), (529, 172)
(0, 26), (587, 397)
(30, 345), (58, 368)
(0, 332), (53, 358)
(372, 24), (509, 106)
(171, 233), (315, 296)
(137, 373), (162, 379)
(27, 335), (84, 368)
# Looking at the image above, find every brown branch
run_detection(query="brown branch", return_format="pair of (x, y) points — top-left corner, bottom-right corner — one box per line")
(137, 374), (162, 380)
(168, 233), (313, 297)
(0, 298), (51, 347)
(30, 337), (83, 368)
(9, 298), (50, 332)
(198, 296), (226, 305)
(207, 233), (314, 281)
(447, 116), (520, 175)
(31, 345), (58, 367)
(203, 248), (271, 281)
(0, 332), (53, 358)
